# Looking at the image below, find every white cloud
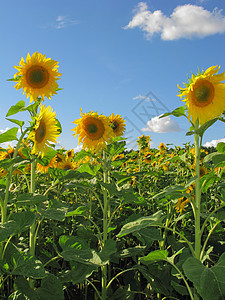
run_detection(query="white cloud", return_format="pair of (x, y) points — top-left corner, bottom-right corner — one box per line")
(142, 114), (181, 133)
(54, 15), (79, 29)
(124, 2), (225, 40)
(73, 145), (83, 152)
(133, 94), (156, 101)
(203, 137), (225, 148)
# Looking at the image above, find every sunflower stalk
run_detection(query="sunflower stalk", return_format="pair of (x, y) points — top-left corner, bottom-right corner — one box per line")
(193, 120), (201, 300)
(101, 150), (110, 300)
(1, 128), (29, 225)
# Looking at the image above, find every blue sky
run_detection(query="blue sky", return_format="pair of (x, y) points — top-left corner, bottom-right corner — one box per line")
(1, 0), (225, 151)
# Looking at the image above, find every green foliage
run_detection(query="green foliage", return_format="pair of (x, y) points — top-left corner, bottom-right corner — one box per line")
(183, 253), (225, 300)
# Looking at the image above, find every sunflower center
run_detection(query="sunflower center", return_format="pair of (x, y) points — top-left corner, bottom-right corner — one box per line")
(111, 121), (119, 132)
(192, 79), (215, 107)
(26, 65), (50, 89)
(87, 124), (98, 134)
(84, 117), (105, 140)
(35, 121), (46, 143)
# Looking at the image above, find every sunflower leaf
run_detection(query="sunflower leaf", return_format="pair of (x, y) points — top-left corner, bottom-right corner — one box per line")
(0, 127), (18, 143)
(6, 118), (24, 128)
(6, 101), (25, 117)
(195, 117), (219, 137)
(160, 106), (186, 118)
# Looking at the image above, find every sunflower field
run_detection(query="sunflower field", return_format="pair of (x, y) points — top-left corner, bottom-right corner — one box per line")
(0, 53), (225, 300)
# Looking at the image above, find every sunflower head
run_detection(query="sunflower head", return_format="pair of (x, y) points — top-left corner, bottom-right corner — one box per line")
(158, 142), (167, 152)
(178, 65), (225, 125)
(14, 52), (62, 102)
(28, 104), (60, 157)
(143, 151), (152, 164)
(72, 109), (114, 153)
(137, 135), (151, 152)
(174, 197), (189, 213)
(109, 113), (126, 136)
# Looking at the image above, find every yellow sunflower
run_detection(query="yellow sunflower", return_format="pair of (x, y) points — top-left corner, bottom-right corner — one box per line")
(174, 197), (189, 214)
(137, 135), (151, 153)
(158, 142), (167, 152)
(109, 113), (126, 136)
(14, 52), (62, 102)
(58, 157), (78, 170)
(178, 65), (225, 125)
(28, 104), (60, 157)
(72, 109), (114, 153)
(143, 152), (152, 164)
(36, 156), (57, 173)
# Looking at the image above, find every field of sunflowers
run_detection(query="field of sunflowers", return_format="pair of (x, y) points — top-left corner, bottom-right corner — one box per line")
(0, 53), (225, 300)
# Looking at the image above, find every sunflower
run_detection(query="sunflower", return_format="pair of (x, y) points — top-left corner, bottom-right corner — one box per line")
(174, 197), (189, 213)
(158, 142), (167, 152)
(143, 152), (152, 164)
(66, 149), (74, 160)
(28, 104), (60, 157)
(58, 158), (78, 171)
(178, 65), (225, 125)
(72, 109), (114, 153)
(137, 135), (151, 153)
(109, 113), (126, 136)
(14, 52), (62, 102)
(36, 156), (57, 173)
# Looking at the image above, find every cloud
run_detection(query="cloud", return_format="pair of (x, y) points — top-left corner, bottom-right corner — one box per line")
(124, 2), (225, 40)
(52, 15), (79, 29)
(203, 137), (225, 148)
(142, 114), (182, 133)
(73, 145), (83, 152)
(133, 94), (156, 101)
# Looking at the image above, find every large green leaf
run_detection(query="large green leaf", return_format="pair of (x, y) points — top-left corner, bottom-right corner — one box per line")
(139, 250), (168, 264)
(133, 227), (163, 246)
(204, 152), (225, 167)
(6, 118), (25, 128)
(0, 157), (24, 169)
(6, 101), (25, 117)
(77, 163), (101, 176)
(117, 211), (164, 237)
(60, 262), (98, 284)
(99, 239), (117, 263)
(14, 276), (39, 300)
(0, 211), (36, 241)
(10, 252), (46, 278)
(195, 117), (218, 138)
(36, 274), (64, 300)
(15, 193), (47, 207)
(59, 235), (104, 266)
(160, 106), (186, 118)
(0, 127), (18, 143)
(183, 253), (225, 300)
(37, 200), (69, 221)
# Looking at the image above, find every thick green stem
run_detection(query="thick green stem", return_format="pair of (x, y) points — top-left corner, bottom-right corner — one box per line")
(29, 157), (37, 257)
(193, 120), (201, 300)
(29, 157), (37, 289)
(194, 122), (201, 260)
(101, 150), (109, 300)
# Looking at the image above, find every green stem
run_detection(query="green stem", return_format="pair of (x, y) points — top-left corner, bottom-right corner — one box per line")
(194, 121), (201, 260)
(168, 261), (194, 300)
(29, 157), (37, 289)
(101, 150), (109, 300)
(200, 203), (225, 238)
(200, 221), (220, 261)
(1, 128), (29, 224)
